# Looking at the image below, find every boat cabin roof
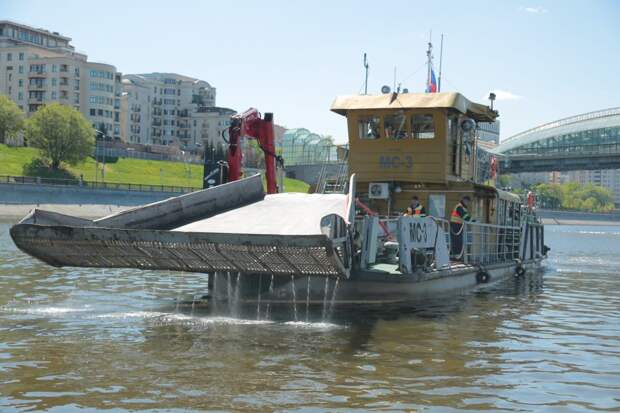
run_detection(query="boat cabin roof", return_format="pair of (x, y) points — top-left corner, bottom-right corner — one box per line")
(496, 188), (522, 203)
(331, 92), (498, 122)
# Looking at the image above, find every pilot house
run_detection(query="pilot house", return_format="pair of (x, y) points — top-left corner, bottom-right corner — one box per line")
(331, 92), (516, 226)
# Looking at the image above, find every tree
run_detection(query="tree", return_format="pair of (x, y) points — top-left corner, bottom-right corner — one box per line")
(26, 104), (95, 170)
(0, 95), (25, 144)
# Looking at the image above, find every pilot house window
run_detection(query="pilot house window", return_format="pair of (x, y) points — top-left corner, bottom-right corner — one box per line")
(412, 114), (435, 139)
(358, 116), (381, 139)
(384, 112), (407, 140)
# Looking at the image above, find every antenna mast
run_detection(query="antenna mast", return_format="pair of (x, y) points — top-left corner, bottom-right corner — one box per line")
(438, 34), (444, 92)
(363, 53), (369, 95)
(426, 31), (433, 93)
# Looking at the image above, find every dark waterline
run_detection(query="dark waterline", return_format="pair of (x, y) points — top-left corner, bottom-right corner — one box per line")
(1, 220), (619, 412)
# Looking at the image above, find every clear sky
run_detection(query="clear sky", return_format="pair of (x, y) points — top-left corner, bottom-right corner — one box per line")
(3, 0), (619, 143)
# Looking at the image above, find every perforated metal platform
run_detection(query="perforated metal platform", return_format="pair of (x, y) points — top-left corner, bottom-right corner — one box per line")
(10, 225), (346, 277)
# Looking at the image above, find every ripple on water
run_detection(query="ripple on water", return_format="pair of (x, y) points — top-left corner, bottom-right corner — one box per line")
(0, 221), (619, 412)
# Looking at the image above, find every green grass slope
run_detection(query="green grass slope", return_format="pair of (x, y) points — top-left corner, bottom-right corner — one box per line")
(0, 144), (309, 192)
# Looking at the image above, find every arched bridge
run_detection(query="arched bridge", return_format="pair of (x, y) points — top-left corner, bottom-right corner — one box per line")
(494, 108), (620, 173)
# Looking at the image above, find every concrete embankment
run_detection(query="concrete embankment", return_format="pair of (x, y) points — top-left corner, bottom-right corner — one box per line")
(537, 209), (620, 226)
(0, 182), (184, 219)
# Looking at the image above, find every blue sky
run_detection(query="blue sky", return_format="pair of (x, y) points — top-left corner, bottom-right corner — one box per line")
(3, 0), (619, 142)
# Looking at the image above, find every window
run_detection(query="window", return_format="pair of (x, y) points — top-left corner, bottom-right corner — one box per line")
(18, 79), (23, 87)
(384, 112), (408, 140)
(90, 109), (96, 116)
(51, 91), (57, 99)
(358, 116), (381, 139)
(19, 52), (24, 61)
(52, 64), (57, 72)
(52, 78), (57, 86)
(411, 114), (435, 139)
(18, 92), (23, 100)
(18, 65), (23, 74)
(7, 53), (12, 61)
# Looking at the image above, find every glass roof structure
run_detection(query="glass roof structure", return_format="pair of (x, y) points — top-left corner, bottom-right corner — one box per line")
(494, 108), (620, 156)
(279, 128), (340, 165)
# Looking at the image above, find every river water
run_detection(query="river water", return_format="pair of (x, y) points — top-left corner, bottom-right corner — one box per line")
(1, 220), (619, 412)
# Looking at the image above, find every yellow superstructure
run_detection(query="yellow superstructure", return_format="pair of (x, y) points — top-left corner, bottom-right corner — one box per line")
(331, 92), (505, 224)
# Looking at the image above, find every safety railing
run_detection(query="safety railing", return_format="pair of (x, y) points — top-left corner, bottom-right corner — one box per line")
(0, 175), (199, 194)
(460, 221), (521, 265)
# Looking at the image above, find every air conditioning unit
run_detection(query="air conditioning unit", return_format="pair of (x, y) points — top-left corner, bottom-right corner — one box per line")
(368, 182), (390, 199)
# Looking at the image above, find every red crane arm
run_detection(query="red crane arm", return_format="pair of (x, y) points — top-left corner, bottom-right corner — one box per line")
(226, 108), (278, 194)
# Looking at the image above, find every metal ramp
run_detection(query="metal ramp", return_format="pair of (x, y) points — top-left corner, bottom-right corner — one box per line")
(316, 149), (349, 194)
(10, 174), (354, 278)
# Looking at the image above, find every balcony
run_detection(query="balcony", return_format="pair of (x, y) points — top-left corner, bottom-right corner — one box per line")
(152, 98), (162, 106)
(28, 97), (44, 104)
(29, 83), (46, 90)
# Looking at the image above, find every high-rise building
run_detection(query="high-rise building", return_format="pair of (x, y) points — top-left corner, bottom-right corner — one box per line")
(0, 20), (122, 139)
(121, 73), (234, 148)
(477, 120), (500, 145)
(565, 169), (620, 207)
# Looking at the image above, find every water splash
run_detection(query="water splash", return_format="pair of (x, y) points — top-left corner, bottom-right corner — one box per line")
(232, 272), (241, 318)
(327, 277), (340, 320)
(212, 272), (218, 314)
(322, 277), (330, 320)
(291, 275), (298, 322)
(256, 274), (262, 320)
(305, 276), (311, 322)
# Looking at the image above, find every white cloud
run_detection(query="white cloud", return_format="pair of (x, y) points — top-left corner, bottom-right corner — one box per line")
(521, 6), (548, 13)
(484, 90), (523, 101)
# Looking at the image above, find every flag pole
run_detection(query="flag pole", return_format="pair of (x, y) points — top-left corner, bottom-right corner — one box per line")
(426, 31), (432, 93)
(438, 34), (444, 92)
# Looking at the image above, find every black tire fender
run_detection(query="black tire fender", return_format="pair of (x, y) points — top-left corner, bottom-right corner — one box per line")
(476, 269), (490, 284)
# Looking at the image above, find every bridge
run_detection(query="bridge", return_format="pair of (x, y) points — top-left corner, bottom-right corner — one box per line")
(493, 108), (620, 173)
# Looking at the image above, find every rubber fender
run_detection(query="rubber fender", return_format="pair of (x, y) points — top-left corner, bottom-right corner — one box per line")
(476, 269), (490, 283)
(515, 265), (526, 277)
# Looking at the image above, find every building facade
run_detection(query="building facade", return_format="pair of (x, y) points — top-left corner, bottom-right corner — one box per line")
(477, 120), (500, 145)
(0, 20), (121, 139)
(121, 73), (233, 149)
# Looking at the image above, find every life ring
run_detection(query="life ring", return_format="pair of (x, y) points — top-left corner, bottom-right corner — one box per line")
(476, 269), (490, 284)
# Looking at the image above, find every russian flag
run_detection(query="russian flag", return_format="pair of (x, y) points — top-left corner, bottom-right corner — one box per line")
(426, 68), (437, 93)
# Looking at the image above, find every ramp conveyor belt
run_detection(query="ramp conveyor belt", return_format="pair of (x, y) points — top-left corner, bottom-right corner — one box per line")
(10, 175), (353, 278)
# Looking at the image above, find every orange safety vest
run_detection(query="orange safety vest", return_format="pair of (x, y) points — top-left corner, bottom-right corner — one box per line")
(405, 204), (425, 216)
(451, 202), (465, 224)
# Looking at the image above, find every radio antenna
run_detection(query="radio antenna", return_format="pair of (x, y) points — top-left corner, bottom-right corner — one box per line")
(363, 53), (369, 95)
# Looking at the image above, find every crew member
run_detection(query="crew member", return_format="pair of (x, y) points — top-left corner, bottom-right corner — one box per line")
(450, 196), (473, 260)
(404, 195), (426, 217)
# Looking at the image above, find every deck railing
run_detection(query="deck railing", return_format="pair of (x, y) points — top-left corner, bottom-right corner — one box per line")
(0, 175), (199, 194)
(461, 222), (522, 265)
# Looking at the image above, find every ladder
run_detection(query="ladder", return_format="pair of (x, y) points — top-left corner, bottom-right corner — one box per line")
(317, 150), (349, 194)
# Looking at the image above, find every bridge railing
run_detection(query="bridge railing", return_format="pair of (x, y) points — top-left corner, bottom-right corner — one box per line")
(506, 142), (620, 157)
(0, 175), (199, 193)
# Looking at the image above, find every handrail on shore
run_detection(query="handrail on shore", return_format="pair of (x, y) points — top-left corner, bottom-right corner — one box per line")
(0, 175), (200, 194)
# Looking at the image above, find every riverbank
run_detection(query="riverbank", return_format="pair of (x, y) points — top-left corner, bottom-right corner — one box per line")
(537, 209), (620, 226)
(540, 217), (620, 226)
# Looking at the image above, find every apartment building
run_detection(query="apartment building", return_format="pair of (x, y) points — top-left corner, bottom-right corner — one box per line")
(0, 21), (121, 139)
(121, 73), (235, 149)
(565, 169), (620, 207)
